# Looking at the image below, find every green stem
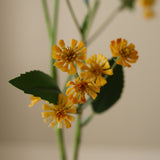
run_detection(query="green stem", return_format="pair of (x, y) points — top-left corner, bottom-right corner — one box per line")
(41, 0), (52, 43)
(42, 1), (66, 160)
(66, 0), (82, 35)
(81, 113), (94, 127)
(73, 105), (82, 160)
(87, 6), (123, 46)
(63, 74), (73, 93)
(50, 0), (59, 82)
(56, 129), (66, 160)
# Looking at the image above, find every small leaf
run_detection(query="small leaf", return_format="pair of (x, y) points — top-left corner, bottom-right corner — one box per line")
(92, 59), (124, 113)
(120, 0), (136, 9)
(9, 70), (61, 104)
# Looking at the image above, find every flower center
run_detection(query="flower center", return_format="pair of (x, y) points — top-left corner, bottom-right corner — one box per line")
(63, 47), (77, 62)
(90, 63), (102, 76)
(120, 47), (132, 58)
(56, 108), (66, 120)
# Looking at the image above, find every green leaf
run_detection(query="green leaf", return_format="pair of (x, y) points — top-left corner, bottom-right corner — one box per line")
(120, 0), (136, 9)
(92, 59), (124, 113)
(9, 70), (61, 104)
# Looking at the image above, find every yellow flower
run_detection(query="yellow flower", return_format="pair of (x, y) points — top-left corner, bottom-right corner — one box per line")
(138, 0), (155, 19)
(110, 38), (138, 67)
(52, 39), (87, 74)
(29, 95), (41, 107)
(80, 54), (113, 86)
(66, 77), (100, 104)
(41, 94), (76, 129)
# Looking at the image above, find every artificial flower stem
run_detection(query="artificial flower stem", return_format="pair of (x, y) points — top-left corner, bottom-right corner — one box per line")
(81, 112), (94, 127)
(52, 1), (67, 159)
(42, 1), (67, 159)
(81, 97), (93, 110)
(87, 6), (123, 46)
(63, 74), (73, 93)
(50, 0), (59, 82)
(66, 0), (82, 36)
(55, 128), (67, 160)
(41, 0), (52, 43)
(73, 106), (82, 160)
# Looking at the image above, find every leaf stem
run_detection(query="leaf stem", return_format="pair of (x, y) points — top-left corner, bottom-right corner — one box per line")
(66, 0), (82, 35)
(87, 6), (122, 46)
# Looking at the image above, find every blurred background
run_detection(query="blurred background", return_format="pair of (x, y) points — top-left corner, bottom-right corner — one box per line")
(0, 0), (160, 159)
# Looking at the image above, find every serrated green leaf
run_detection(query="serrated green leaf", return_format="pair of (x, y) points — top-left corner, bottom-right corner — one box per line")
(120, 0), (136, 9)
(9, 70), (61, 104)
(92, 59), (124, 113)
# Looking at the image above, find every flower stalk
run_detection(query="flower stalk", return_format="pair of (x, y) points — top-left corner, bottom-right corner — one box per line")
(42, 0), (66, 160)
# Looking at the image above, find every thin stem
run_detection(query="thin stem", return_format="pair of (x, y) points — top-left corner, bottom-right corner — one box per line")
(56, 129), (66, 160)
(63, 74), (73, 93)
(73, 105), (82, 160)
(42, 1), (66, 160)
(50, 0), (59, 82)
(41, 0), (52, 43)
(81, 112), (94, 127)
(81, 97), (93, 110)
(66, 0), (82, 35)
(87, 6), (122, 46)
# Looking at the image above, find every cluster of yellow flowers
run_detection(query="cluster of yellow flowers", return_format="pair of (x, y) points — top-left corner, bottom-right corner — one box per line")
(138, 0), (155, 18)
(29, 38), (138, 129)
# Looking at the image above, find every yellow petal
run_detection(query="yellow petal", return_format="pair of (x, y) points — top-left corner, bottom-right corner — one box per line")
(67, 106), (76, 114)
(78, 53), (86, 60)
(71, 39), (77, 49)
(77, 41), (85, 50)
(66, 87), (73, 95)
(48, 122), (56, 128)
(29, 95), (41, 107)
(64, 119), (71, 128)
(54, 61), (65, 68)
(41, 112), (55, 118)
(103, 69), (113, 75)
(43, 104), (53, 111)
(76, 60), (85, 68)
(52, 45), (62, 53)
(68, 63), (77, 74)
(58, 93), (64, 104)
(58, 40), (65, 48)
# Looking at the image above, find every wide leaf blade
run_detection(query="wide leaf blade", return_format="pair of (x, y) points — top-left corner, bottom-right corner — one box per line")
(92, 59), (124, 113)
(9, 70), (61, 104)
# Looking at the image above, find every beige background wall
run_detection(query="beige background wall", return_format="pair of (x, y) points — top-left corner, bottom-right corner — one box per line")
(0, 0), (160, 149)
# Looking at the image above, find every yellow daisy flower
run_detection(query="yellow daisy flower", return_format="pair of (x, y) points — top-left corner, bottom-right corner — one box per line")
(138, 0), (155, 19)
(80, 54), (113, 87)
(110, 38), (138, 67)
(29, 95), (41, 107)
(41, 94), (76, 129)
(52, 39), (87, 74)
(66, 77), (100, 104)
